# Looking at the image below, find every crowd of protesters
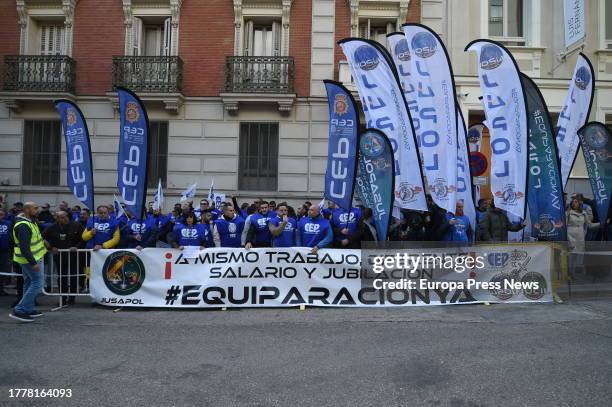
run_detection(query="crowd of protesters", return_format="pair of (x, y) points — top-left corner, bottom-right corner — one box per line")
(1, 192), (610, 321)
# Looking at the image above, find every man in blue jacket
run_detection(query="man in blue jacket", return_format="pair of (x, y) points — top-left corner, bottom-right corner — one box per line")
(268, 203), (297, 247)
(330, 206), (362, 248)
(443, 200), (473, 243)
(212, 204), (245, 248)
(124, 216), (158, 250)
(244, 201), (274, 248)
(297, 204), (333, 254)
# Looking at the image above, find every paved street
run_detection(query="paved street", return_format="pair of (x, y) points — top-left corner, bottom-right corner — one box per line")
(1, 295), (612, 407)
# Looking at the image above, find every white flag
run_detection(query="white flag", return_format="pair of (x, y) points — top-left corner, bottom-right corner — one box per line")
(564, 0), (585, 49)
(340, 38), (427, 211)
(180, 183), (197, 203)
(466, 40), (528, 219)
(113, 194), (126, 219)
(556, 53), (594, 187)
(152, 179), (164, 210)
(208, 179), (215, 201)
(399, 25), (459, 214)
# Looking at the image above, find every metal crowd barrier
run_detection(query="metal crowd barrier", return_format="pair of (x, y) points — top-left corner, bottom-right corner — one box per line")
(43, 249), (92, 311)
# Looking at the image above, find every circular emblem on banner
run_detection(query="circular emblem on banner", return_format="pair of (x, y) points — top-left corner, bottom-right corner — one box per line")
(228, 223), (237, 233)
(102, 251), (146, 296)
(66, 108), (77, 127)
(585, 128), (608, 149)
(373, 157), (391, 170)
(394, 38), (411, 61)
(431, 178), (449, 199)
(489, 273), (514, 301)
(411, 32), (437, 58)
(397, 183), (422, 202)
(469, 152), (488, 176)
(537, 214), (555, 235)
(125, 101), (140, 123)
(495, 185), (524, 204)
(480, 44), (504, 70)
(360, 132), (385, 157)
(574, 66), (591, 91)
(334, 93), (349, 116)
(595, 149), (610, 162)
(354, 45), (379, 71)
(521, 272), (547, 300)
(467, 127), (481, 144)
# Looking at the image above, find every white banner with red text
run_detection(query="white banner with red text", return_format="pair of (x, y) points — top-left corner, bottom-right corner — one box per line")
(90, 246), (553, 308)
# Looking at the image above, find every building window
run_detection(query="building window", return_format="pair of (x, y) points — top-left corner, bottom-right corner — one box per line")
(606, 0), (612, 49)
(22, 120), (61, 186)
(244, 20), (281, 57)
(359, 19), (395, 46)
(39, 24), (65, 56)
(233, 1), (292, 57)
(239, 122), (278, 191)
(148, 121), (168, 188)
(489, 0), (525, 45)
(16, 1), (77, 56)
(132, 17), (172, 57)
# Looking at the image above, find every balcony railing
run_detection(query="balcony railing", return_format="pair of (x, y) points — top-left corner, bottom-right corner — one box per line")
(112, 56), (183, 93)
(225, 56), (294, 93)
(3, 55), (76, 93)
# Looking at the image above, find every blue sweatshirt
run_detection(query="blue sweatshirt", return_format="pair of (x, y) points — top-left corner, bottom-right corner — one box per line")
(0, 220), (11, 250)
(444, 213), (472, 242)
(297, 215), (333, 248)
(330, 208), (362, 244)
(125, 217), (157, 248)
(268, 217), (297, 247)
(173, 223), (212, 247)
(85, 216), (119, 248)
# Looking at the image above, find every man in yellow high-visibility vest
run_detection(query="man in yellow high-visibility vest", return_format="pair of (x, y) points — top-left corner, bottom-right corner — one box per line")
(9, 202), (47, 323)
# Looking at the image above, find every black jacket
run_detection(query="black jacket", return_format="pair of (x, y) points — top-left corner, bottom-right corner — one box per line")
(43, 221), (85, 250)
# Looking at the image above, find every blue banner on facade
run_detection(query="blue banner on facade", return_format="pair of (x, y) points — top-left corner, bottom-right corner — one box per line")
(358, 129), (395, 241)
(521, 74), (567, 241)
(324, 80), (359, 212)
(117, 87), (149, 221)
(54, 99), (94, 210)
(578, 122), (612, 227)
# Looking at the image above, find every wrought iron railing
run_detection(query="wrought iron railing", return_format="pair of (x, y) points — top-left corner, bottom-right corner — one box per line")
(3, 55), (76, 93)
(112, 56), (183, 93)
(225, 56), (295, 93)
